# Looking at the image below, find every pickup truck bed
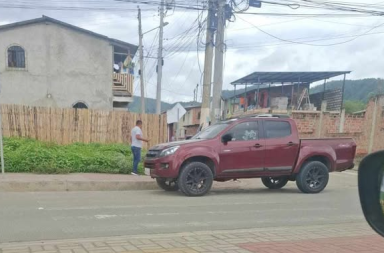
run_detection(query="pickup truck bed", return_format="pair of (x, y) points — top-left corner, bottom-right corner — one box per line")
(298, 138), (356, 172)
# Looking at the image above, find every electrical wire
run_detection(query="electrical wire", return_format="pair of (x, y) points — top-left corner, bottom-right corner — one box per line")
(236, 14), (384, 46)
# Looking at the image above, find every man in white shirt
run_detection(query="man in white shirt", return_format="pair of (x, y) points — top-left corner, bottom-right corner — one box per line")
(131, 120), (149, 175)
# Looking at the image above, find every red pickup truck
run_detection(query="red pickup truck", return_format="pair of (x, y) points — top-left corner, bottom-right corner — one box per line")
(144, 115), (356, 196)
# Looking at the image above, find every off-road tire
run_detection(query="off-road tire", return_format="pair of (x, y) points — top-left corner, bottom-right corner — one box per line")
(261, 177), (289, 189)
(178, 162), (213, 197)
(296, 161), (329, 194)
(156, 178), (179, 191)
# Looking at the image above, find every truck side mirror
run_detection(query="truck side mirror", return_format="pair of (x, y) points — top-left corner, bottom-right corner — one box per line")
(358, 150), (384, 237)
(221, 133), (233, 144)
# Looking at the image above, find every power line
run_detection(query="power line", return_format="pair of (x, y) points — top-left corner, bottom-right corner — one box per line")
(236, 14), (384, 46)
(259, 0), (384, 15)
(230, 30), (384, 49)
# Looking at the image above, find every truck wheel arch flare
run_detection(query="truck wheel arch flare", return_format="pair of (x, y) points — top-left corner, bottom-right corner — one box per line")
(294, 147), (336, 174)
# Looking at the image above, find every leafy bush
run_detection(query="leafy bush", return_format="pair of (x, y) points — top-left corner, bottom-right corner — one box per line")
(344, 100), (366, 114)
(3, 138), (145, 174)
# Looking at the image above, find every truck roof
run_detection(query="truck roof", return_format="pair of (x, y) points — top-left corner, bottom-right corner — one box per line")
(222, 114), (290, 124)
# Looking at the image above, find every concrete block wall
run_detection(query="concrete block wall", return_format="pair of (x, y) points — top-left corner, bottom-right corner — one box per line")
(343, 115), (365, 133)
(291, 96), (384, 155)
(291, 112), (320, 138)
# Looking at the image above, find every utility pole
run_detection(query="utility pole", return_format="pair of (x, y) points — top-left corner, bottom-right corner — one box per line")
(195, 83), (199, 102)
(211, 0), (226, 124)
(199, 0), (215, 128)
(156, 0), (165, 115)
(0, 73), (4, 175)
(138, 7), (145, 114)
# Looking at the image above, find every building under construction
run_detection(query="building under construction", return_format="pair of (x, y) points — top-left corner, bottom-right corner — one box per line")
(223, 71), (350, 118)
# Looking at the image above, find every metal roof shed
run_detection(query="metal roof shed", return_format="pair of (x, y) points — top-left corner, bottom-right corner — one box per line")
(230, 71), (351, 111)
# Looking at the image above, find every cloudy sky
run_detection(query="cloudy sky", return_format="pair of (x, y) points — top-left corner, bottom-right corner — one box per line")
(1, 0), (384, 103)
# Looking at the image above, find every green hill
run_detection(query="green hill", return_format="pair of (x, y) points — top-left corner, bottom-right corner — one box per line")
(128, 96), (172, 114)
(310, 78), (384, 103)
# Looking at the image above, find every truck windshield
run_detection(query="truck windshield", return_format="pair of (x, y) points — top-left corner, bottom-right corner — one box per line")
(192, 123), (229, 140)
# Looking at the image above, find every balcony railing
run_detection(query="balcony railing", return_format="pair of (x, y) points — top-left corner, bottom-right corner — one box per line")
(113, 73), (133, 96)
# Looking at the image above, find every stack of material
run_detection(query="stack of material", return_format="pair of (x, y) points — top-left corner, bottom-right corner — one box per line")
(302, 103), (316, 111)
(270, 97), (288, 110)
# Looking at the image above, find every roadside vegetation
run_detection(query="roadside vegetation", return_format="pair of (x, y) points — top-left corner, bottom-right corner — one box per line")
(344, 100), (366, 114)
(3, 137), (144, 174)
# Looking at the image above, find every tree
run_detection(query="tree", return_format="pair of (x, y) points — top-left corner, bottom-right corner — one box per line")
(344, 100), (366, 114)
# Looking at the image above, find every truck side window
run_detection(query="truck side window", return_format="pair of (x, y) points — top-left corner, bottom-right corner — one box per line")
(265, 121), (291, 139)
(227, 122), (259, 141)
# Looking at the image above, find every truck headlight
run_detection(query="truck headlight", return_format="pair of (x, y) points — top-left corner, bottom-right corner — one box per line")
(159, 146), (180, 157)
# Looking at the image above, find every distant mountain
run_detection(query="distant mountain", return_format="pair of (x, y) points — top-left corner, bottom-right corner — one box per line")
(128, 96), (201, 114)
(128, 96), (172, 114)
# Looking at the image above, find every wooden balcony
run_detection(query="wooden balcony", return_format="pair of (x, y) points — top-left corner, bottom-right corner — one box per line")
(113, 73), (133, 96)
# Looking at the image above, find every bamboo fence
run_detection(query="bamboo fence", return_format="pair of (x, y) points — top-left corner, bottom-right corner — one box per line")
(0, 104), (167, 148)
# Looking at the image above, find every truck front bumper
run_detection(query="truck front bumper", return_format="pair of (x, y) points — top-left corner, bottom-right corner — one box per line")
(144, 156), (179, 179)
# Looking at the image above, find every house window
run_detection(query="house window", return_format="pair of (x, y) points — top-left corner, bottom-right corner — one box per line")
(7, 46), (25, 68)
(183, 115), (185, 122)
(73, 102), (88, 109)
(197, 112), (201, 120)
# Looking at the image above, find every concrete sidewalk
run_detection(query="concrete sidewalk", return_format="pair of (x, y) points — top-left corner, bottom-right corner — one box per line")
(0, 173), (256, 192)
(0, 222), (380, 253)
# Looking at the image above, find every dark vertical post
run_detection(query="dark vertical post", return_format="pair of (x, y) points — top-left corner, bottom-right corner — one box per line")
(244, 83), (248, 112)
(322, 79), (327, 101)
(233, 84), (236, 113)
(291, 85), (294, 110)
(257, 77), (260, 109)
(281, 82), (284, 96)
(340, 74), (346, 111)
(268, 83), (271, 108)
(297, 77), (301, 110)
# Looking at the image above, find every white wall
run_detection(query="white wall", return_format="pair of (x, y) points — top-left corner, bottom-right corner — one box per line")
(0, 22), (113, 109)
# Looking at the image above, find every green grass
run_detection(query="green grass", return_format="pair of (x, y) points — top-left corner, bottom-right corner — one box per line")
(3, 138), (145, 174)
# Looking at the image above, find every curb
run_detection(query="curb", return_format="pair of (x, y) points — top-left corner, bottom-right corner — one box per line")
(0, 180), (158, 192)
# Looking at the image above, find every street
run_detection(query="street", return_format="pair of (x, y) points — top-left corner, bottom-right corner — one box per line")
(0, 171), (364, 244)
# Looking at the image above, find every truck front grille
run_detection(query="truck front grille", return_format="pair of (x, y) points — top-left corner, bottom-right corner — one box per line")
(146, 150), (160, 158)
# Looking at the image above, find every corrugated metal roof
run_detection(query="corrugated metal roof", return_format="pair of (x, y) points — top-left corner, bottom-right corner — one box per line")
(231, 71), (351, 85)
(224, 83), (302, 100)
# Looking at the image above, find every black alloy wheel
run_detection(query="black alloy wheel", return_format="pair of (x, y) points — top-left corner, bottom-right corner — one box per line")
(156, 178), (179, 191)
(261, 177), (289, 189)
(296, 161), (329, 194)
(178, 162), (213, 197)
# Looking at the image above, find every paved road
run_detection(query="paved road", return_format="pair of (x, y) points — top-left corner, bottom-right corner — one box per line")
(0, 171), (362, 243)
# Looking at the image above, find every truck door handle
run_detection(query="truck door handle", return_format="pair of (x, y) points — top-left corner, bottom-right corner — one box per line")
(254, 144), (262, 148)
(287, 142), (296, 146)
